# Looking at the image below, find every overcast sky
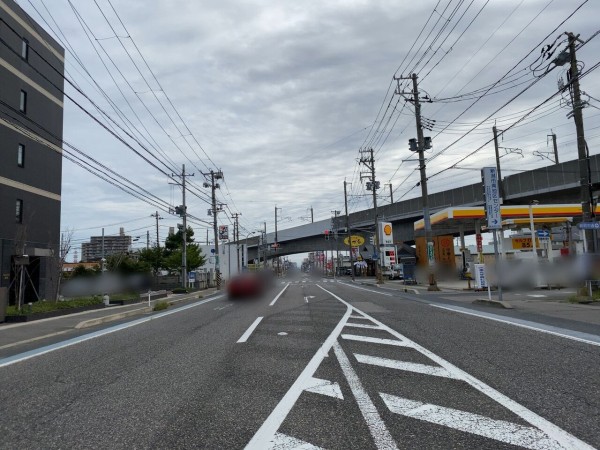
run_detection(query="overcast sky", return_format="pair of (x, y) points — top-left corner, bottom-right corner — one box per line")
(14, 0), (600, 261)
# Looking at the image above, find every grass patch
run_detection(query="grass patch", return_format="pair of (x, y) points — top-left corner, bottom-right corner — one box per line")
(109, 293), (138, 302)
(153, 301), (169, 311)
(7, 296), (103, 316)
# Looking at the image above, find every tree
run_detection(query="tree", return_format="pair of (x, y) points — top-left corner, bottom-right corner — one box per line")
(162, 226), (206, 274)
(139, 247), (164, 274)
(106, 253), (151, 275)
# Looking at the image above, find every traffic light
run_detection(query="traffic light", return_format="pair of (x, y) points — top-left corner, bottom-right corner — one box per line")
(324, 229), (330, 240)
(424, 136), (432, 149)
(175, 205), (186, 216)
(409, 138), (417, 151)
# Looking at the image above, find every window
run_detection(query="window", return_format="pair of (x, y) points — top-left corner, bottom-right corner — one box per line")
(19, 90), (27, 113)
(21, 38), (28, 60)
(16, 199), (23, 223)
(17, 144), (25, 167)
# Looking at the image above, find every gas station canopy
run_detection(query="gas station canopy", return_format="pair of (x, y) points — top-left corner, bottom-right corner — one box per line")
(414, 204), (600, 235)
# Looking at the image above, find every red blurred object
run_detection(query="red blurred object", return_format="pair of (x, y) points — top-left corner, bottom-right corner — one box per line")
(227, 273), (264, 299)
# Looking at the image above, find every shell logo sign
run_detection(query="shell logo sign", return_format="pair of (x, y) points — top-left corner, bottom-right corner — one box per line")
(378, 221), (394, 245)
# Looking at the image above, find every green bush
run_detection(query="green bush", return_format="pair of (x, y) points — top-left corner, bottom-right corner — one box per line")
(153, 301), (169, 311)
(7, 296), (103, 316)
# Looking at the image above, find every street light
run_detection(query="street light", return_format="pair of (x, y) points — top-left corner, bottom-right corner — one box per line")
(244, 231), (257, 270)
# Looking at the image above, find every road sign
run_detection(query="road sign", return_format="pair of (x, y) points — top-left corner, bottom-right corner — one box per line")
(343, 235), (365, 247)
(536, 230), (550, 239)
(578, 221), (600, 230)
(427, 241), (435, 266)
(481, 167), (502, 230)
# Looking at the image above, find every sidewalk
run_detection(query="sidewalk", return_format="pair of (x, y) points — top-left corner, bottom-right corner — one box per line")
(0, 288), (220, 351)
(351, 277), (600, 326)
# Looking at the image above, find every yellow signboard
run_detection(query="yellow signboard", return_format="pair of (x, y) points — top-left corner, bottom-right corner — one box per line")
(344, 235), (365, 246)
(511, 237), (541, 250)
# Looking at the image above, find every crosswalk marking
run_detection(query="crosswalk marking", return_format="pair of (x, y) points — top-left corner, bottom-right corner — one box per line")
(268, 432), (325, 450)
(344, 322), (382, 330)
(354, 354), (459, 379)
(304, 377), (344, 399)
(341, 334), (411, 347)
(380, 393), (561, 450)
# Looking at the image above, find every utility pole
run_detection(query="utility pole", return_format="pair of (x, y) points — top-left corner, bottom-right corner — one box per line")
(275, 206), (282, 276)
(310, 206), (314, 223)
(173, 165), (194, 289)
(344, 180), (355, 281)
(263, 221), (267, 269)
(566, 32), (593, 252)
(151, 211), (162, 248)
(396, 73), (438, 290)
(203, 169), (224, 289)
(548, 132), (559, 164)
(331, 210), (340, 278)
(492, 125), (505, 200)
(359, 147), (383, 283)
(146, 230), (149, 250)
(232, 213), (241, 272)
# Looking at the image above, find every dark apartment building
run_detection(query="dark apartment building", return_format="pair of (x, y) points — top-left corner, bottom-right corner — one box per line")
(0, 0), (64, 304)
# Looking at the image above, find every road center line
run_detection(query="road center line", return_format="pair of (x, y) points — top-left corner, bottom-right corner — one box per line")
(0, 294), (225, 369)
(237, 316), (264, 343)
(431, 304), (600, 347)
(269, 283), (290, 306)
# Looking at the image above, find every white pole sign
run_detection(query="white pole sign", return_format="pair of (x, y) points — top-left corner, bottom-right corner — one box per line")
(481, 167), (502, 230)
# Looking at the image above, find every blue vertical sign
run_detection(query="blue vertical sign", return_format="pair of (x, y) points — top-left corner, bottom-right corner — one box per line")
(482, 167), (502, 230)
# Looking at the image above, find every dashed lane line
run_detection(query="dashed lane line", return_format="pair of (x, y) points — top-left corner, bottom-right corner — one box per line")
(237, 317), (264, 343)
(380, 394), (562, 450)
(269, 283), (290, 306)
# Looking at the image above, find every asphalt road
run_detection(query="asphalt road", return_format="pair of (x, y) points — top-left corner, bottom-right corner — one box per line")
(0, 274), (598, 449)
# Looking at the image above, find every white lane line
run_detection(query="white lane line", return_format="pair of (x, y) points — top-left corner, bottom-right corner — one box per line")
(380, 394), (561, 450)
(244, 296), (352, 450)
(431, 304), (600, 347)
(237, 317), (264, 343)
(304, 377), (344, 400)
(345, 322), (382, 329)
(333, 341), (398, 450)
(268, 433), (324, 450)
(527, 294), (547, 298)
(338, 283), (393, 296)
(269, 283), (290, 306)
(341, 334), (411, 347)
(349, 314), (369, 320)
(355, 354), (458, 379)
(355, 311), (596, 449)
(0, 295), (225, 369)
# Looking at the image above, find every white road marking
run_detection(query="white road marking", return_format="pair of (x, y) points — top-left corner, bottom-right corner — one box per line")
(356, 310), (596, 449)
(304, 296), (308, 303)
(278, 332), (288, 336)
(341, 334), (411, 347)
(355, 354), (459, 379)
(214, 304), (233, 311)
(431, 304), (600, 347)
(0, 295), (225, 369)
(380, 394), (562, 450)
(527, 294), (547, 298)
(336, 283), (393, 296)
(237, 316), (264, 343)
(268, 433), (324, 450)
(270, 283), (290, 306)
(344, 322), (382, 329)
(244, 298), (352, 450)
(304, 377), (344, 400)
(333, 341), (398, 450)
(349, 314), (369, 319)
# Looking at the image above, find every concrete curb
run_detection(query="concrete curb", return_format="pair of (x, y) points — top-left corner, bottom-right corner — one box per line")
(473, 299), (514, 309)
(75, 307), (151, 329)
